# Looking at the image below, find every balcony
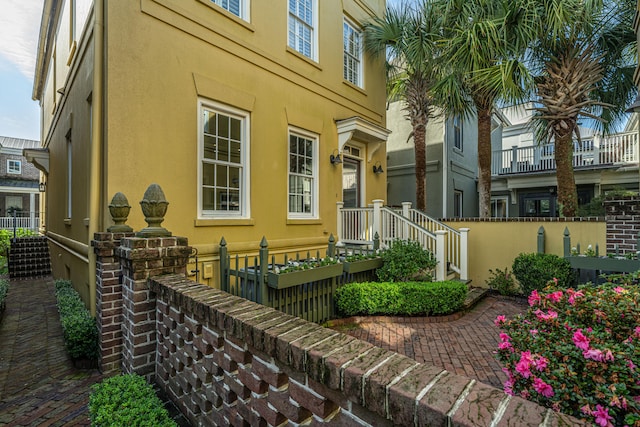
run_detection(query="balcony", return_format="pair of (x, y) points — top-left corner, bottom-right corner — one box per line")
(492, 131), (639, 176)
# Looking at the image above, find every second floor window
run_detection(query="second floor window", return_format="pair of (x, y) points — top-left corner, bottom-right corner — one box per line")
(211, 0), (246, 19)
(343, 19), (362, 87)
(200, 101), (249, 218)
(453, 116), (463, 150)
(288, 0), (315, 59)
(7, 160), (21, 174)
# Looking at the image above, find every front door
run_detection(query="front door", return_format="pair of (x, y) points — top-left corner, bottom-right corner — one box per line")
(342, 157), (361, 208)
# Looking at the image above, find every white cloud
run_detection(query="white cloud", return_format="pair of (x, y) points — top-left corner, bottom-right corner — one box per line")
(0, 0), (44, 81)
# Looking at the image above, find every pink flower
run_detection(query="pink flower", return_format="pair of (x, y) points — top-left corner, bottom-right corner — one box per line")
(528, 290), (541, 306)
(613, 286), (625, 294)
(572, 330), (590, 351)
(545, 290), (563, 302)
(628, 360), (636, 371)
(635, 326), (640, 338)
(503, 378), (514, 395)
(494, 315), (506, 326)
(515, 351), (533, 378)
(581, 405), (592, 415)
(534, 356), (548, 371)
(583, 349), (605, 362)
(604, 350), (614, 362)
(533, 377), (554, 398)
(553, 277), (558, 286)
(592, 404), (613, 427)
(498, 341), (512, 350)
(535, 309), (558, 321)
(567, 289), (584, 305)
(530, 329), (538, 335)
(499, 332), (511, 342)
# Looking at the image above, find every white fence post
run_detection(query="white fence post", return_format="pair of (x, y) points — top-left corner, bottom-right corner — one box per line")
(401, 202), (411, 239)
(435, 230), (447, 281)
(336, 201), (344, 243)
(372, 199), (383, 245)
(459, 228), (469, 281)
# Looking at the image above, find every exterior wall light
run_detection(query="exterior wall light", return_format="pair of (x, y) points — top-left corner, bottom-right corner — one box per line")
(330, 149), (342, 164)
(39, 182), (46, 192)
(373, 161), (384, 174)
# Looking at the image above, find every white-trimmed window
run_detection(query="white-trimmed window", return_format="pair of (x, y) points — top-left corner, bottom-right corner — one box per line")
(491, 197), (508, 218)
(288, 0), (317, 60)
(66, 131), (72, 218)
(453, 115), (463, 151)
(199, 100), (250, 218)
(288, 129), (318, 218)
(7, 160), (21, 174)
(453, 190), (463, 217)
(343, 19), (362, 87)
(210, 0), (248, 20)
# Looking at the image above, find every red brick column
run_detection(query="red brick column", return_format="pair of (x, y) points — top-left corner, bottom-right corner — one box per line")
(117, 236), (191, 379)
(605, 197), (640, 255)
(93, 231), (134, 374)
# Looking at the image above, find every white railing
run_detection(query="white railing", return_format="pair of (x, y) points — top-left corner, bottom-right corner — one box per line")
(0, 215), (41, 231)
(337, 201), (469, 281)
(492, 131), (639, 175)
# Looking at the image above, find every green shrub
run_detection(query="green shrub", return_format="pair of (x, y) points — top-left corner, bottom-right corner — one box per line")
(511, 253), (576, 295)
(486, 267), (521, 296)
(336, 281), (467, 316)
(89, 374), (176, 427)
(54, 279), (99, 360)
(376, 239), (437, 282)
(0, 228), (37, 257)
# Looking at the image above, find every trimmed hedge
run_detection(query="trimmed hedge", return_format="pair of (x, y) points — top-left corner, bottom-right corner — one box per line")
(89, 374), (176, 427)
(336, 281), (467, 316)
(512, 253), (577, 295)
(54, 279), (99, 360)
(376, 239), (437, 282)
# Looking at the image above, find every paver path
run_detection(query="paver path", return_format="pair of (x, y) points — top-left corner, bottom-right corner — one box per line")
(332, 295), (527, 389)
(0, 277), (102, 426)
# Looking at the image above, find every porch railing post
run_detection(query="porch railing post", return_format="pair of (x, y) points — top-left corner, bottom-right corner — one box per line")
(563, 227), (571, 257)
(327, 234), (335, 258)
(511, 145), (518, 173)
(435, 230), (447, 281)
(219, 237), (228, 292)
(537, 226), (545, 254)
(459, 228), (469, 281)
(372, 199), (383, 244)
(258, 237), (269, 305)
(336, 201), (344, 243)
(401, 201), (411, 239)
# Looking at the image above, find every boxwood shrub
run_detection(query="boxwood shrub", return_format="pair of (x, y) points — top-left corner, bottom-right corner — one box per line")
(376, 239), (437, 282)
(89, 374), (176, 427)
(512, 253), (577, 295)
(336, 280), (467, 316)
(54, 279), (99, 360)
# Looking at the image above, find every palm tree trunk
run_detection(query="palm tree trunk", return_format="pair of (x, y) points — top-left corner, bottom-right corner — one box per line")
(414, 123), (427, 211)
(477, 107), (492, 218)
(554, 131), (578, 217)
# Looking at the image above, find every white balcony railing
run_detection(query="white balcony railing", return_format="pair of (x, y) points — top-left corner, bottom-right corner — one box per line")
(492, 131), (639, 176)
(0, 212), (42, 232)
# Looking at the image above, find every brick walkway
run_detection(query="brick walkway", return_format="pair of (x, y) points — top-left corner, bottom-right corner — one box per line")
(331, 295), (527, 389)
(0, 277), (102, 426)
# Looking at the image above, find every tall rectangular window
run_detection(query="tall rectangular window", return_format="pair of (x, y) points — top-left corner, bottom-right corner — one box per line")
(491, 197), (508, 218)
(210, 0), (247, 19)
(288, 130), (318, 218)
(343, 19), (362, 87)
(200, 101), (249, 218)
(453, 116), (463, 150)
(288, 0), (316, 59)
(453, 190), (463, 217)
(66, 131), (72, 219)
(7, 160), (21, 174)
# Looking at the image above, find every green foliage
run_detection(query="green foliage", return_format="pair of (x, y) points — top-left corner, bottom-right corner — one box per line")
(54, 279), (99, 360)
(336, 281), (467, 316)
(512, 253), (576, 295)
(89, 374), (176, 427)
(0, 279), (8, 308)
(0, 228), (37, 257)
(486, 267), (520, 296)
(376, 239), (437, 282)
(495, 281), (640, 426)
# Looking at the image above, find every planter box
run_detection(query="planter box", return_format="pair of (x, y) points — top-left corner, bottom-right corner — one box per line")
(267, 263), (343, 289)
(567, 256), (640, 273)
(343, 258), (383, 274)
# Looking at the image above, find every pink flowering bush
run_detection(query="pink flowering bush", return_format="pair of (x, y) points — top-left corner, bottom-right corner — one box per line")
(495, 278), (640, 427)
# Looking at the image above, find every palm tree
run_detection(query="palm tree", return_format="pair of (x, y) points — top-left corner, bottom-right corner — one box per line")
(529, 0), (637, 217)
(432, 0), (537, 217)
(363, 2), (443, 212)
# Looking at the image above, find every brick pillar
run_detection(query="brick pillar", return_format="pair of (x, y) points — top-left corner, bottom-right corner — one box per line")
(605, 197), (640, 255)
(93, 231), (134, 375)
(117, 236), (191, 379)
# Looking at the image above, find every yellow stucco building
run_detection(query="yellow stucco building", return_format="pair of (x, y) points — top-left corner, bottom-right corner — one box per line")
(30, 0), (389, 311)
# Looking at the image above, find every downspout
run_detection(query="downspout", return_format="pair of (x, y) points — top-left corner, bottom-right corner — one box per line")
(88, 0), (104, 316)
(442, 119), (448, 218)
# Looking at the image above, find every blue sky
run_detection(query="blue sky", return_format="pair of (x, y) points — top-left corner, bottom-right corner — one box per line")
(0, 0), (42, 142)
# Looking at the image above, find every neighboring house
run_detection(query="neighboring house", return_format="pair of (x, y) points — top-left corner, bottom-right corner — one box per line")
(29, 0), (389, 310)
(386, 100), (506, 218)
(0, 136), (41, 230)
(491, 103), (639, 217)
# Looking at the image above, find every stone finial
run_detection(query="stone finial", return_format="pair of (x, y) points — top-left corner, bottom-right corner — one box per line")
(136, 183), (172, 237)
(107, 192), (133, 232)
